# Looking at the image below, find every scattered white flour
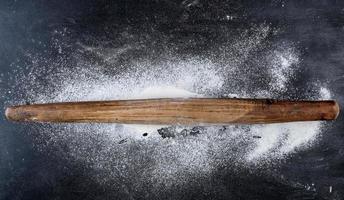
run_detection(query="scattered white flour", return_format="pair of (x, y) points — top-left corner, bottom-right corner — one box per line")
(133, 86), (201, 99)
(246, 121), (322, 162)
(319, 87), (331, 99)
(269, 47), (299, 92)
(10, 24), (332, 188)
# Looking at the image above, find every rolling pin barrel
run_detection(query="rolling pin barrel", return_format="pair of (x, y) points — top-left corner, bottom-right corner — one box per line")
(5, 98), (340, 125)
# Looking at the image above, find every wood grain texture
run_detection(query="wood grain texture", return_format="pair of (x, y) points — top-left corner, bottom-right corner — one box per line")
(5, 98), (340, 125)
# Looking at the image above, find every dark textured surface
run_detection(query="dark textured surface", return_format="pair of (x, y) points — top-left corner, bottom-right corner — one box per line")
(1, 1), (344, 199)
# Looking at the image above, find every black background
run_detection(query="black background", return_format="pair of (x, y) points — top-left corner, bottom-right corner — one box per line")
(1, 0), (344, 199)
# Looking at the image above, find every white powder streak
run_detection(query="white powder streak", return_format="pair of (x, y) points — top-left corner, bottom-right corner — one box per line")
(133, 86), (201, 99)
(319, 87), (331, 99)
(269, 47), (299, 92)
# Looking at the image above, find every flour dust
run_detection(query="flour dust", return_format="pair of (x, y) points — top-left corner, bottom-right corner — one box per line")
(7, 24), (333, 188)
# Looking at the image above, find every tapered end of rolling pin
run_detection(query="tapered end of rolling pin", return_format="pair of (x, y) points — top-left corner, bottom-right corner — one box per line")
(333, 101), (340, 119)
(5, 107), (11, 120)
(5, 106), (34, 122)
(5, 106), (18, 121)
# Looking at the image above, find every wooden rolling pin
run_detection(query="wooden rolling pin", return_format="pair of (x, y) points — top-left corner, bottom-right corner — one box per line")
(5, 98), (339, 125)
